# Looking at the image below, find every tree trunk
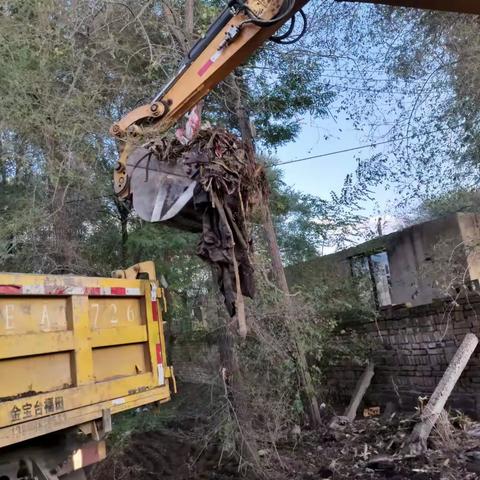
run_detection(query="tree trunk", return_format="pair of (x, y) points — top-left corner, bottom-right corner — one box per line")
(232, 73), (255, 161)
(51, 185), (74, 272)
(115, 198), (130, 267)
(230, 71), (322, 427)
(184, 0), (195, 45)
(260, 192), (322, 428)
(216, 296), (259, 466)
(0, 139), (5, 186)
(41, 130), (78, 273)
(261, 204), (290, 294)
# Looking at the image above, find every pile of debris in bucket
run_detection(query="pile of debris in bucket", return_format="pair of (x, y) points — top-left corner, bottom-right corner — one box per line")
(126, 127), (267, 330)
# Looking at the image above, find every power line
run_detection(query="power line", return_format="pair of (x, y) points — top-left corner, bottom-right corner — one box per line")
(275, 124), (462, 167)
(111, 124), (463, 174)
(275, 139), (395, 166)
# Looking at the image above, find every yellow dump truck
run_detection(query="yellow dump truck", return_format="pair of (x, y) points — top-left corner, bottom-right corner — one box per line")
(0, 262), (174, 479)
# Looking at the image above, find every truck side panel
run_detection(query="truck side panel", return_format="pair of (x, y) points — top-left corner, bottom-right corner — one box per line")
(0, 272), (171, 448)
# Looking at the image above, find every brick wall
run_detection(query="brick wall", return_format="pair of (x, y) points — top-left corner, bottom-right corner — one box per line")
(326, 295), (480, 417)
(168, 297), (480, 417)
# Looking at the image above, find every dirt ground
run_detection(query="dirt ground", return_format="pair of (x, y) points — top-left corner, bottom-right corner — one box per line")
(89, 384), (480, 480)
(90, 430), (241, 480)
(89, 425), (480, 480)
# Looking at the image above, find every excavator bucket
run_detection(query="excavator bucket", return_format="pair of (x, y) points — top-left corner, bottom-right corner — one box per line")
(126, 104), (206, 232)
(122, 127), (261, 321)
(126, 145), (205, 233)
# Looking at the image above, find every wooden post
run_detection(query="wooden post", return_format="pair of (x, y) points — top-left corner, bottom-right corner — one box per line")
(409, 333), (479, 453)
(217, 297), (259, 465)
(344, 361), (375, 422)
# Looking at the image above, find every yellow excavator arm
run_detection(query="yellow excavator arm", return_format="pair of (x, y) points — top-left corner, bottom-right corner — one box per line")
(111, 0), (307, 198)
(111, 0), (308, 140)
(110, 0), (479, 199)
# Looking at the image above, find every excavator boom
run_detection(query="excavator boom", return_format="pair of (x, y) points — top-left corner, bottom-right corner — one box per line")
(111, 0), (307, 198)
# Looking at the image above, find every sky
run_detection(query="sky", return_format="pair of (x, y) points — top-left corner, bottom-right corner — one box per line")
(275, 113), (398, 217)
(266, 1), (421, 228)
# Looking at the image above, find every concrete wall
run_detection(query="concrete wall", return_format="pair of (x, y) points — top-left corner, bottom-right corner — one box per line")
(387, 214), (465, 305)
(459, 213), (480, 281)
(287, 213), (480, 308)
(170, 298), (480, 418)
(326, 296), (480, 417)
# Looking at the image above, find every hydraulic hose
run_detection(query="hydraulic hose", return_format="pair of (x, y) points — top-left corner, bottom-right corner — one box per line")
(270, 8), (307, 44)
(239, 0), (296, 27)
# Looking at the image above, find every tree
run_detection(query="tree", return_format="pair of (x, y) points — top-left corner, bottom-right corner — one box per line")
(0, 0), (172, 272)
(402, 188), (480, 225)
(300, 4), (480, 207)
(0, 0), (374, 319)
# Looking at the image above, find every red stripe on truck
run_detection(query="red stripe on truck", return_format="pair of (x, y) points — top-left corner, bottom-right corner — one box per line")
(152, 300), (159, 321)
(0, 285), (22, 294)
(156, 343), (163, 364)
(110, 287), (126, 295)
(44, 287), (66, 295)
(85, 287), (101, 296)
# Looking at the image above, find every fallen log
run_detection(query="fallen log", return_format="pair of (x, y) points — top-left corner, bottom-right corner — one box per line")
(345, 361), (375, 422)
(330, 361), (375, 429)
(409, 332), (479, 454)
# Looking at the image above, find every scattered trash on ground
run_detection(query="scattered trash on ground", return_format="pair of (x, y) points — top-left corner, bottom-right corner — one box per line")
(89, 384), (480, 480)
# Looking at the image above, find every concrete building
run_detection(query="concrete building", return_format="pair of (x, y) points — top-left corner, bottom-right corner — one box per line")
(287, 213), (480, 416)
(288, 212), (480, 308)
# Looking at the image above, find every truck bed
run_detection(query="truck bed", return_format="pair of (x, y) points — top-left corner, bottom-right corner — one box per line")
(0, 271), (171, 449)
